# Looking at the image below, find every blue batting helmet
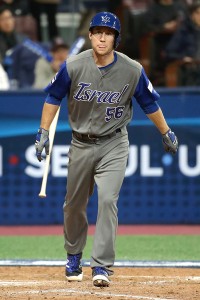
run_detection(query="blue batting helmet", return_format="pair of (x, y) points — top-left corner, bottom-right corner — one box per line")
(89, 12), (121, 48)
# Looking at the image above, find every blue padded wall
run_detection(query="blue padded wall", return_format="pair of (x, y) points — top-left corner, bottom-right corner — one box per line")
(0, 89), (200, 224)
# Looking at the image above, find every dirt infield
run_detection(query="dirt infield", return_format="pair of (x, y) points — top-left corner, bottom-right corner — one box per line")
(0, 266), (199, 300)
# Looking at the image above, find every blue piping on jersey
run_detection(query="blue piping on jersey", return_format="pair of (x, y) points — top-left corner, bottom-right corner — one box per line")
(98, 52), (117, 69)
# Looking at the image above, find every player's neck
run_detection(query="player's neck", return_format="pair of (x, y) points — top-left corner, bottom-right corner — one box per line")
(93, 50), (115, 67)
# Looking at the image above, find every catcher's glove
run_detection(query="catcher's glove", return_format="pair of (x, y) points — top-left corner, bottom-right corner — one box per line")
(35, 128), (49, 161)
(162, 129), (178, 154)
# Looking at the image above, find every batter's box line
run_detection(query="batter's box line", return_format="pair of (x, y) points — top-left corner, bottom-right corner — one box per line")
(0, 286), (178, 300)
(0, 259), (200, 268)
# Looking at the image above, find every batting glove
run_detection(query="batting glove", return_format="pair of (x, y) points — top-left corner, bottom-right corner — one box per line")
(162, 129), (178, 154)
(35, 128), (49, 161)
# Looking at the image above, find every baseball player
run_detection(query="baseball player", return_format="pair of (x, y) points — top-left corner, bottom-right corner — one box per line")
(35, 12), (178, 287)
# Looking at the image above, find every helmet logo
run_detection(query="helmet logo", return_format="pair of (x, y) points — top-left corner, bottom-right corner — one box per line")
(101, 15), (110, 23)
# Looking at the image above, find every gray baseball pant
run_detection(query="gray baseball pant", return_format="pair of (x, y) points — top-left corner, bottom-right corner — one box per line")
(63, 127), (129, 272)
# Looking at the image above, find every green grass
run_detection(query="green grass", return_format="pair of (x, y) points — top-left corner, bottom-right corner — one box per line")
(0, 235), (200, 261)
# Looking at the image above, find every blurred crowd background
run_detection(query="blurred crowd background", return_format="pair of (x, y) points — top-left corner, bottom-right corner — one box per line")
(0, 0), (200, 90)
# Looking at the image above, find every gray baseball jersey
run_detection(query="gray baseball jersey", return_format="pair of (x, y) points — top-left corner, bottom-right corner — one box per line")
(44, 49), (160, 135)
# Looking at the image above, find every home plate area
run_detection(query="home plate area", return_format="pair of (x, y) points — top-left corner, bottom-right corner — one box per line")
(0, 266), (200, 300)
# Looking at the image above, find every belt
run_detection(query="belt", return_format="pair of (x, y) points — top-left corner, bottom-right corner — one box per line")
(72, 128), (121, 143)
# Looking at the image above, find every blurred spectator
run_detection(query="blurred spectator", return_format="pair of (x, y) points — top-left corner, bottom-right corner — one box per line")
(0, 6), (26, 67)
(0, 62), (9, 89)
(0, 1), (37, 41)
(33, 37), (69, 89)
(166, 2), (200, 85)
(0, 0), (29, 16)
(29, 0), (60, 41)
(116, 1), (153, 59)
(143, 0), (186, 86)
(10, 39), (51, 88)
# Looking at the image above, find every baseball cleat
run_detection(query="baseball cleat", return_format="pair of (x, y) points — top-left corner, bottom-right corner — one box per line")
(66, 272), (83, 282)
(92, 267), (110, 287)
(66, 253), (83, 282)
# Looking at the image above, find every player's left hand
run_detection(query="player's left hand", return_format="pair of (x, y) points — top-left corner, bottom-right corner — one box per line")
(162, 129), (178, 154)
(35, 128), (49, 161)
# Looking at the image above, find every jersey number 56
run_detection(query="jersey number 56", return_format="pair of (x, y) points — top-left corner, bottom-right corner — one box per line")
(105, 106), (125, 122)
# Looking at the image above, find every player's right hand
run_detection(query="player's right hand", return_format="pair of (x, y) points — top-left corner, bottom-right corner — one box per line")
(35, 128), (49, 161)
(162, 129), (178, 154)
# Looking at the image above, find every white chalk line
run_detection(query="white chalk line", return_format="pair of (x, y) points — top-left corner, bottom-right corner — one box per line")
(1, 275), (199, 287)
(0, 280), (61, 287)
(0, 277), (182, 300)
(0, 287), (176, 300)
(1, 275), (199, 299)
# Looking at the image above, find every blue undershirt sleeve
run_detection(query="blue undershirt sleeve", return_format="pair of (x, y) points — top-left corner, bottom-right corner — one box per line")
(44, 61), (71, 105)
(133, 68), (160, 114)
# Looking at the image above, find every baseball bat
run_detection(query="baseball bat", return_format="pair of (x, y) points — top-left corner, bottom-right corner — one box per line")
(38, 107), (60, 197)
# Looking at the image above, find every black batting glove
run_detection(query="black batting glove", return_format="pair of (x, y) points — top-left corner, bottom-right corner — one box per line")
(162, 129), (178, 155)
(35, 128), (49, 161)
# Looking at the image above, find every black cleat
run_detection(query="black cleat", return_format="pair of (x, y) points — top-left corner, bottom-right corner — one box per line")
(66, 253), (83, 282)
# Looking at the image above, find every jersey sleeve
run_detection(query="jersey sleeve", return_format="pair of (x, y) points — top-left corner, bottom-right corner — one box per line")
(44, 61), (71, 105)
(133, 67), (160, 114)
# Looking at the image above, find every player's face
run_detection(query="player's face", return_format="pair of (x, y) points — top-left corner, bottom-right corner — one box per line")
(89, 26), (115, 56)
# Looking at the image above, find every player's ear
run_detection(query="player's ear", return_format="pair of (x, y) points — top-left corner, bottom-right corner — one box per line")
(88, 31), (92, 40)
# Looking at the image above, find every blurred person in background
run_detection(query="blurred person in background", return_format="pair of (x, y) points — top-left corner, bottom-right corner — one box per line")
(0, 6), (26, 72)
(0, 1), (37, 41)
(29, 0), (60, 41)
(166, 2), (200, 85)
(33, 37), (69, 89)
(143, 0), (186, 86)
(0, 0), (29, 16)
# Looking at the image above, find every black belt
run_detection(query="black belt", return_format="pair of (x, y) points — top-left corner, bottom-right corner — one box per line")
(72, 128), (121, 142)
